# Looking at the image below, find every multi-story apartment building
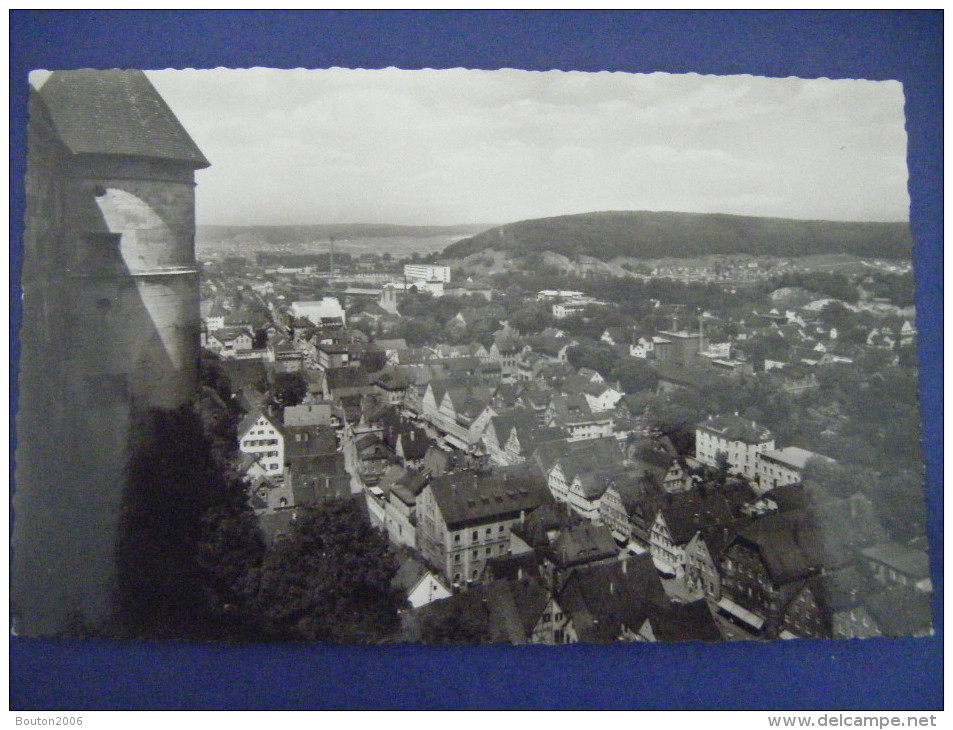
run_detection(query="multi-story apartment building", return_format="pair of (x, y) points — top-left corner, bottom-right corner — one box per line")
(695, 414), (775, 480)
(416, 466), (552, 586)
(404, 264), (451, 283)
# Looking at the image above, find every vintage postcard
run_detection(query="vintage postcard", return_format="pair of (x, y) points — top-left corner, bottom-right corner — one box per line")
(13, 67), (931, 645)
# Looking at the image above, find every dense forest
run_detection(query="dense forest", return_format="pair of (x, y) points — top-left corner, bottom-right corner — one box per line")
(442, 210), (913, 261)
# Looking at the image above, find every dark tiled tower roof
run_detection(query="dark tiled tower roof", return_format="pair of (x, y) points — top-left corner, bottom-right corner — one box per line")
(37, 69), (210, 168)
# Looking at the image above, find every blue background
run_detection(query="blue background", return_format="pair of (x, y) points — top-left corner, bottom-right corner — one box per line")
(9, 10), (943, 710)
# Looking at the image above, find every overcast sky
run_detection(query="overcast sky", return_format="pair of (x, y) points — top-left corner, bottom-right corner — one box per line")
(139, 68), (907, 227)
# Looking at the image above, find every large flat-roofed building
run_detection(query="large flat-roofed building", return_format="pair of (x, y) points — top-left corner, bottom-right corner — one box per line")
(756, 446), (835, 493)
(404, 263), (451, 283)
(289, 297), (346, 326)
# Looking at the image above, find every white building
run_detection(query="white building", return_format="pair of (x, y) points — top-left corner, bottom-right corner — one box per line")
(289, 297), (346, 326)
(537, 290), (584, 302)
(695, 414), (775, 481)
(238, 410), (285, 478)
(553, 301), (587, 319)
(404, 264), (451, 283)
(756, 446), (835, 494)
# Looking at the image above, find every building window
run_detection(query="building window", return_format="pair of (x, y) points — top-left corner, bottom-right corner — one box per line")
(472, 531), (479, 541)
(454, 534), (460, 543)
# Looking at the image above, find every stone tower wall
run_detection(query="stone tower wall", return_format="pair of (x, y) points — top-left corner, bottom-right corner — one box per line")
(13, 91), (203, 635)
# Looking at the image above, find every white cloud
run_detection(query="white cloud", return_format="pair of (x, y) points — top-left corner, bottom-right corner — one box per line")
(146, 67), (909, 226)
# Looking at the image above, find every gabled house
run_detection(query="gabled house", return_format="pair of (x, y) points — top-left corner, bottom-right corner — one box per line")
(636, 600), (723, 643)
(353, 432), (393, 486)
(489, 332), (524, 383)
(627, 439), (690, 493)
(682, 521), (751, 600)
(421, 378), (497, 450)
(841, 586), (934, 639)
(780, 566), (871, 639)
(649, 490), (734, 578)
(202, 302), (229, 332)
(542, 437), (624, 504)
(898, 320), (917, 346)
(545, 523), (618, 569)
(504, 424), (567, 467)
(525, 335), (578, 363)
(565, 465), (631, 522)
(718, 509), (843, 638)
(207, 326), (254, 357)
(392, 557), (452, 609)
(406, 578), (563, 645)
(323, 366), (372, 401)
(580, 381), (623, 412)
(859, 542), (932, 593)
(289, 453), (350, 506)
(629, 337), (656, 359)
(598, 472), (651, 544)
(266, 336), (305, 371)
(383, 469), (428, 549)
(238, 409), (285, 478)
(557, 555), (668, 643)
(517, 384), (553, 421)
(545, 394), (614, 442)
(482, 410), (540, 466)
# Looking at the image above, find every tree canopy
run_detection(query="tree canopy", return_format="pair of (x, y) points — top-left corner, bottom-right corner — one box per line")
(252, 500), (401, 642)
(116, 404), (264, 639)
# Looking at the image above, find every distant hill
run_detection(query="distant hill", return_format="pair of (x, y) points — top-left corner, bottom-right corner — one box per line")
(441, 211), (913, 261)
(197, 223), (492, 247)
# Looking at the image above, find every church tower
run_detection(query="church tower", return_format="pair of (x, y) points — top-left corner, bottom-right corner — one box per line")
(13, 70), (210, 635)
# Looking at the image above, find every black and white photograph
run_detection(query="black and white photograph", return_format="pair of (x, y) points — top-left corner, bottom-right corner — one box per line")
(13, 64), (933, 649)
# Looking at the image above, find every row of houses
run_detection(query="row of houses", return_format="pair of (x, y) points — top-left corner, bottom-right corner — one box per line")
(202, 280), (931, 643)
